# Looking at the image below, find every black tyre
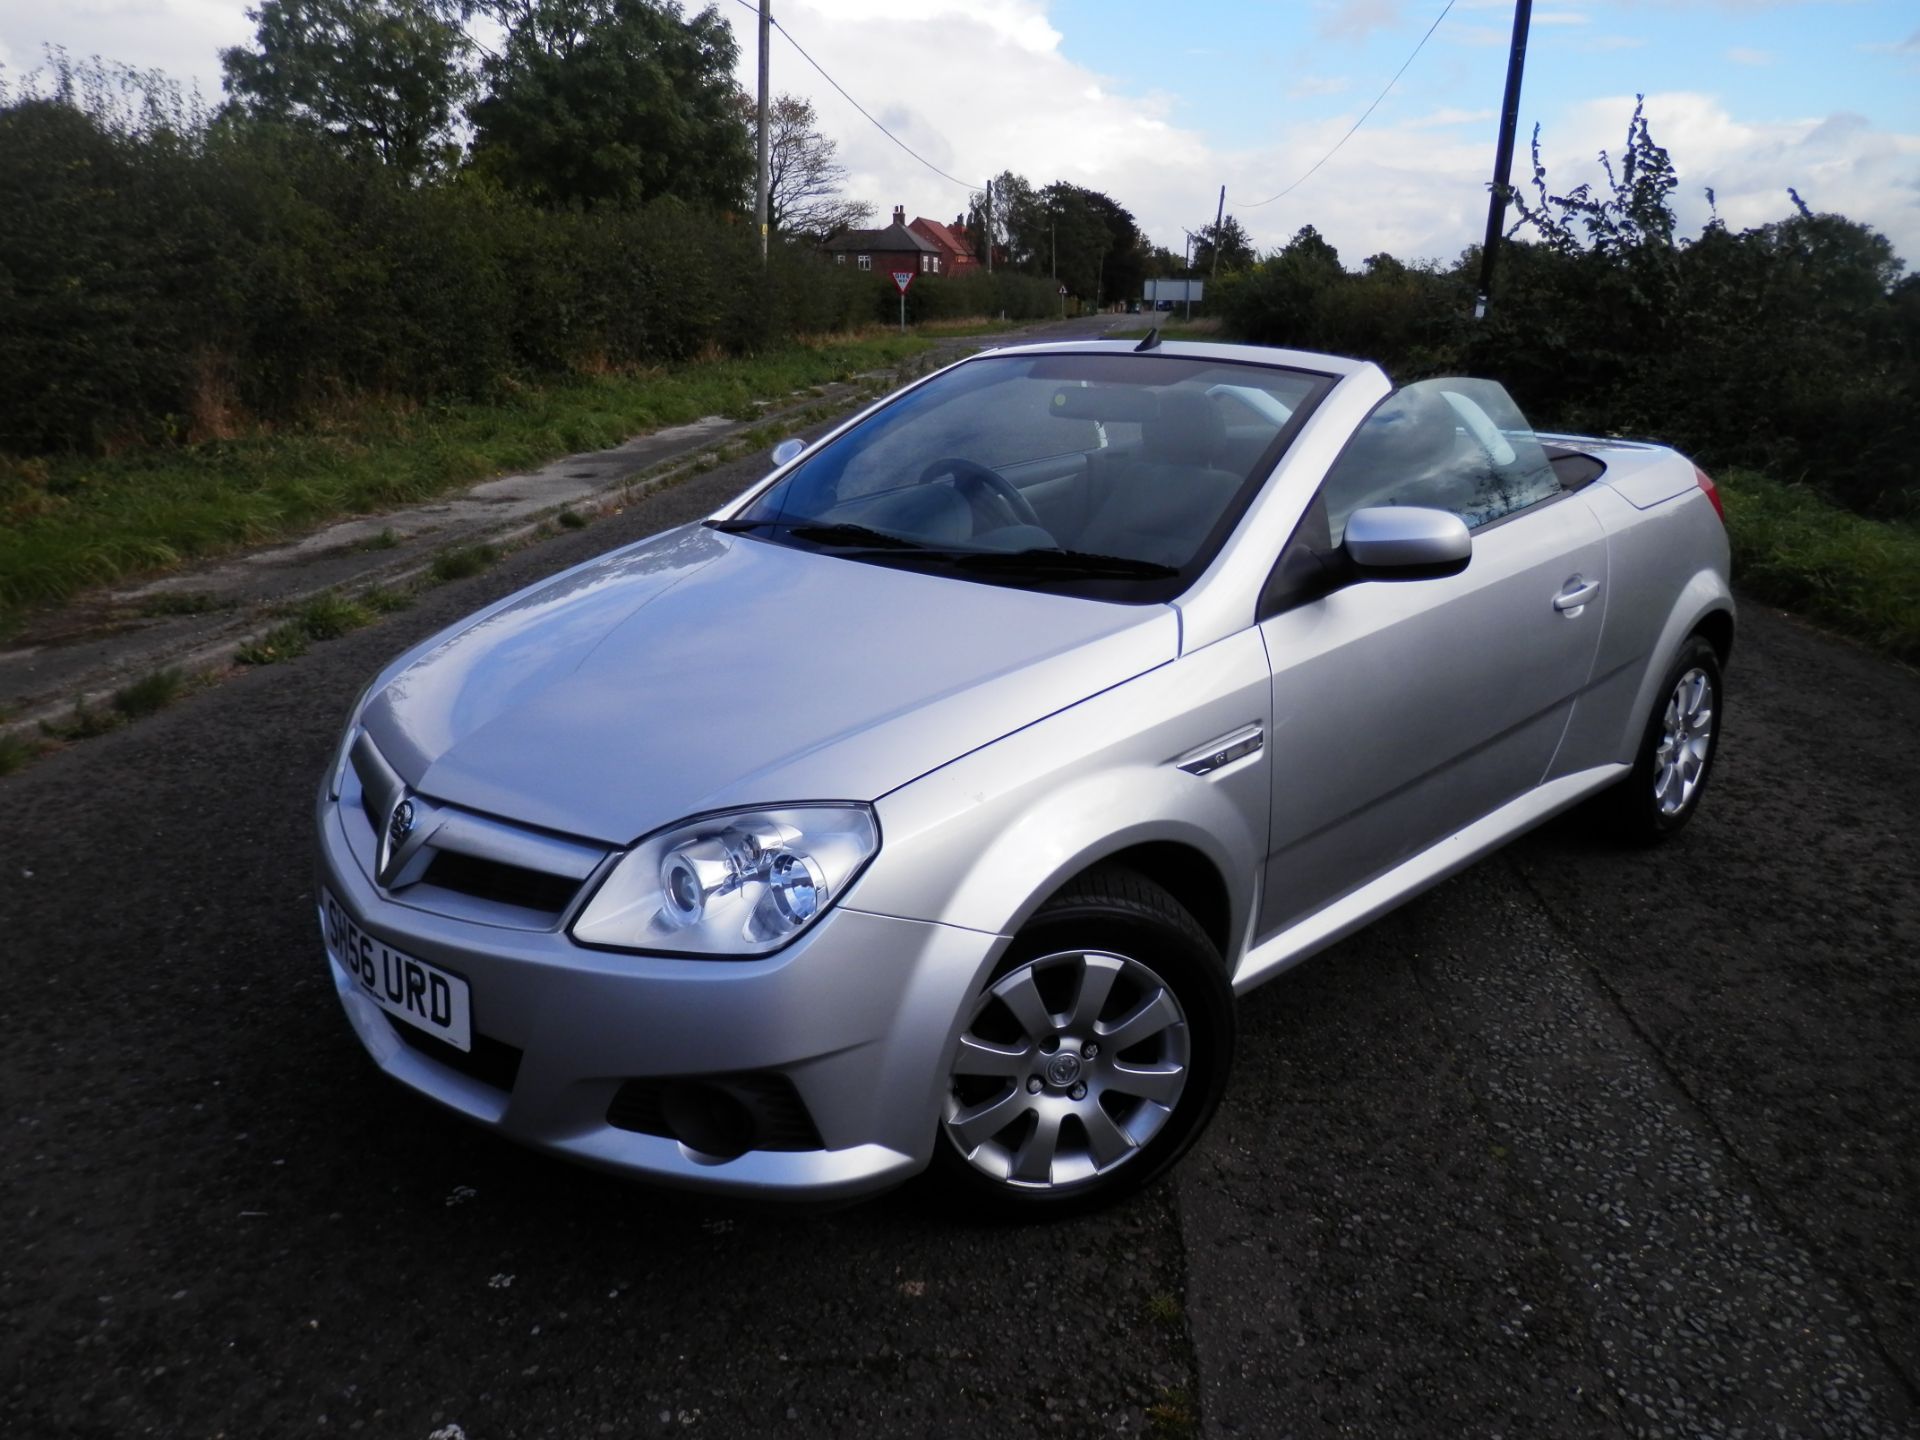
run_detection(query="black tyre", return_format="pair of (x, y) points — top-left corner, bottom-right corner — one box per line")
(1600, 633), (1724, 843)
(928, 866), (1235, 1217)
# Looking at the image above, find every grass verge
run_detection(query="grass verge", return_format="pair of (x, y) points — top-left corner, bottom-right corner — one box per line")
(0, 333), (933, 635)
(1719, 468), (1920, 664)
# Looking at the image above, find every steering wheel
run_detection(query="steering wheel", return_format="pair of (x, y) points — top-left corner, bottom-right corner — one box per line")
(916, 457), (1045, 532)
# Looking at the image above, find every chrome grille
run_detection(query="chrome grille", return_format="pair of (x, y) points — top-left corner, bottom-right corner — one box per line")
(339, 729), (608, 928)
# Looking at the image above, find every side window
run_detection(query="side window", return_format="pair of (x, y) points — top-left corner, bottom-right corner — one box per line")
(1318, 378), (1560, 544)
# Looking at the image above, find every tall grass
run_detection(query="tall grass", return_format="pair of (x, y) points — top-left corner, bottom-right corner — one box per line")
(1720, 469), (1920, 663)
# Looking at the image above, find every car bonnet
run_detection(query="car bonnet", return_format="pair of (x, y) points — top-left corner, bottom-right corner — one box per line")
(357, 524), (1179, 845)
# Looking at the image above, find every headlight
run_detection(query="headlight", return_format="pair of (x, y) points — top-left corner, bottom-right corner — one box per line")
(570, 805), (879, 958)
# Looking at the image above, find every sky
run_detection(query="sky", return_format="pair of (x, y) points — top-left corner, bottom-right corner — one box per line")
(2, 0), (1916, 271)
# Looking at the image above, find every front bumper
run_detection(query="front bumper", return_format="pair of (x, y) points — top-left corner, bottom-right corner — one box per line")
(316, 796), (1000, 1201)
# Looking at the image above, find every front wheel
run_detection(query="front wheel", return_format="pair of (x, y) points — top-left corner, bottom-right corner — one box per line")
(928, 867), (1234, 1216)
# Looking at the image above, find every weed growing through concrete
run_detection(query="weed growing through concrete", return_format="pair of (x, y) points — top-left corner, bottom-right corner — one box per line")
(295, 594), (375, 641)
(235, 621), (311, 666)
(0, 729), (44, 775)
(111, 668), (186, 719)
(556, 508), (588, 529)
(41, 700), (124, 741)
(431, 544), (499, 582)
(1146, 1385), (1198, 1437)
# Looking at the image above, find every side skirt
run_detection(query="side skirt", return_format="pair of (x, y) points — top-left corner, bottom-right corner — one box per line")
(1231, 763), (1628, 996)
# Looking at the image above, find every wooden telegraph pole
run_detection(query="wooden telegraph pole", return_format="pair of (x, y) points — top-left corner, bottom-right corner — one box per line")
(755, 0), (771, 260)
(1209, 185), (1225, 285)
(1474, 0), (1533, 317)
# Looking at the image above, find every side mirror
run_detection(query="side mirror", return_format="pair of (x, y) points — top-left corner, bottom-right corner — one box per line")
(1343, 506), (1471, 579)
(770, 438), (806, 467)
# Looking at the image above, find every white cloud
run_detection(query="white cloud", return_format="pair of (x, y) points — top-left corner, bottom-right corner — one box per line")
(1860, 27), (1920, 54)
(1314, 0), (1408, 42)
(1725, 46), (1773, 65)
(1288, 74), (1353, 98)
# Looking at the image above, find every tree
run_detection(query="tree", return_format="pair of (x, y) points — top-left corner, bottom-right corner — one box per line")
(1192, 216), (1254, 275)
(1512, 97), (1678, 258)
(468, 0), (750, 211)
(220, 0), (470, 178)
(737, 92), (870, 241)
(968, 169), (1037, 269)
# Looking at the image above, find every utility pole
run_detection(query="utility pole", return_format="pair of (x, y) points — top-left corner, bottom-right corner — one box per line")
(755, 0), (771, 261)
(984, 178), (993, 274)
(1474, 0), (1532, 318)
(1182, 232), (1194, 321)
(1209, 184), (1225, 284)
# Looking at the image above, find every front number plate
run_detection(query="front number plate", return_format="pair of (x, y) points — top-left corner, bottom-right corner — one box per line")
(323, 890), (473, 1052)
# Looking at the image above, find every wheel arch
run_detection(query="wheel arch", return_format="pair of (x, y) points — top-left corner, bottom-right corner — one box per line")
(1691, 606), (1735, 666)
(1044, 842), (1233, 964)
(1609, 569), (1735, 765)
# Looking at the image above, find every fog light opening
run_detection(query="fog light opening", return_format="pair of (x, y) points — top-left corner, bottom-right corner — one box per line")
(659, 1081), (755, 1161)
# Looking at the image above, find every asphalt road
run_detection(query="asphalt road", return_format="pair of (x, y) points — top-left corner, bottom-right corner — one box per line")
(3, 381), (1917, 1439)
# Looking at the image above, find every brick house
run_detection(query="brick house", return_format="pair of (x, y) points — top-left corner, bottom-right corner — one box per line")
(908, 215), (981, 274)
(822, 206), (975, 277)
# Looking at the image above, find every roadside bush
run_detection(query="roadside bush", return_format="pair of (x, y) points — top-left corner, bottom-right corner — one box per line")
(884, 270), (1061, 326)
(1214, 110), (1916, 521)
(0, 87), (875, 457)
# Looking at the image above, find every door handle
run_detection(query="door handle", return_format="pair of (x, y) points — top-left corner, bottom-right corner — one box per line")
(1553, 577), (1601, 613)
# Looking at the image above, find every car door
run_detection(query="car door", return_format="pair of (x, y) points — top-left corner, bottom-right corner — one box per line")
(1253, 378), (1608, 937)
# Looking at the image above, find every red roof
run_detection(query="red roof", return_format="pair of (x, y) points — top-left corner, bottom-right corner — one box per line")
(909, 217), (975, 261)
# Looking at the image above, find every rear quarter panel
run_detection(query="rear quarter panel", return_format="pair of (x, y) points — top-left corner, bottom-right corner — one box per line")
(1550, 464), (1734, 777)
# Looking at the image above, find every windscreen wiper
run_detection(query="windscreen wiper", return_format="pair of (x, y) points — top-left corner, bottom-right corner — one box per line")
(706, 518), (928, 550)
(784, 522), (931, 551)
(948, 548), (1179, 580)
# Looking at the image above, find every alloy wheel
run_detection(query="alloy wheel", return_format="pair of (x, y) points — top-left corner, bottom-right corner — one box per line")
(1653, 666), (1714, 816)
(942, 949), (1191, 1189)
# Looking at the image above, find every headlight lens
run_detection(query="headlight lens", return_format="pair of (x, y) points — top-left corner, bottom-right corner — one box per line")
(570, 805), (878, 957)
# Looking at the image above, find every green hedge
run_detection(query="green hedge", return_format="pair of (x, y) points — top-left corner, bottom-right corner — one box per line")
(865, 269), (1062, 326)
(1214, 224), (1918, 524)
(0, 100), (872, 454)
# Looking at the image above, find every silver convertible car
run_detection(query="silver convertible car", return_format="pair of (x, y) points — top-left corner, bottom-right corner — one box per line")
(315, 339), (1732, 1213)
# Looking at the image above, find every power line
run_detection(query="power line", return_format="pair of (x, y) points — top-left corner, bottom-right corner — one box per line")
(1243, 0), (1458, 209)
(723, 0), (980, 194)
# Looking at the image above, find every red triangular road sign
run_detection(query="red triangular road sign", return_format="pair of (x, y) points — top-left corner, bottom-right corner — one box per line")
(892, 271), (915, 293)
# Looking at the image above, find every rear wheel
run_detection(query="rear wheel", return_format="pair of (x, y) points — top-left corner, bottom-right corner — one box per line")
(929, 867), (1234, 1216)
(1602, 634), (1723, 843)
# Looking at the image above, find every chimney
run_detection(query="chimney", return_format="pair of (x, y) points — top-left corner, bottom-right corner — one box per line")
(893, 205), (906, 227)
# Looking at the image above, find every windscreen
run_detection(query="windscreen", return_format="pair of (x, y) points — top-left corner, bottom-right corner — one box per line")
(724, 352), (1331, 601)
